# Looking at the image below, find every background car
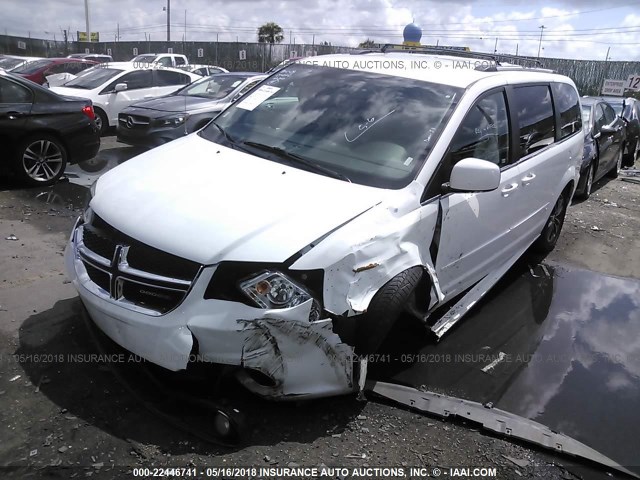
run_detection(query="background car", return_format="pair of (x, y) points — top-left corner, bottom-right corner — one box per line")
(0, 70), (100, 186)
(49, 63), (201, 134)
(117, 72), (266, 147)
(598, 96), (640, 167)
(576, 97), (626, 199)
(11, 58), (98, 85)
(0, 55), (43, 72)
(176, 64), (229, 76)
(67, 53), (113, 63)
(130, 53), (189, 68)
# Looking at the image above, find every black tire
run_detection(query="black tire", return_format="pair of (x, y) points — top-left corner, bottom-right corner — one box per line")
(607, 147), (623, 178)
(576, 162), (594, 200)
(355, 266), (423, 354)
(13, 134), (67, 187)
(94, 108), (108, 136)
(532, 189), (569, 254)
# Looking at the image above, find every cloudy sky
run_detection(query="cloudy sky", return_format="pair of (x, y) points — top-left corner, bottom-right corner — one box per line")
(2, 0), (640, 60)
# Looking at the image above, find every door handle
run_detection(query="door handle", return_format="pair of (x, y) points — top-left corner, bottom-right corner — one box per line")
(6, 111), (24, 120)
(143, 95), (153, 99)
(521, 173), (536, 185)
(501, 183), (518, 197)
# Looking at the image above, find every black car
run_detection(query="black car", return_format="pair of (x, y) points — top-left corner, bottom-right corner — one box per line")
(598, 96), (639, 167)
(117, 73), (265, 148)
(0, 71), (100, 186)
(576, 97), (626, 199)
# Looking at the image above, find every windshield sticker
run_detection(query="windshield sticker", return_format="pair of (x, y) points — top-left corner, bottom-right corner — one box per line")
(404, 157), (414, 166)
(344, 109), (396, 143)
(267, 69), (296, 85)
(237, 85), (281, 111)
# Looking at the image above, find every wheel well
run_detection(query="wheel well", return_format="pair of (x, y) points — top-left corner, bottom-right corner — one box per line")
(14, 130), (69, 157)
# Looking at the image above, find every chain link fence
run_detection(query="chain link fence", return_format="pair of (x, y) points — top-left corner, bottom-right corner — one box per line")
(1, 34), (639, 95)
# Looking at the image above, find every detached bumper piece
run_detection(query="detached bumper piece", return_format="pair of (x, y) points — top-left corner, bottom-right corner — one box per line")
(367, 381), (639, 479)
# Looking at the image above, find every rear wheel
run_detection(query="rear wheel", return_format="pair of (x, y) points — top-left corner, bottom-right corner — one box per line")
(355, 267), (423, 354)
(13, 134), (67, 186)
(532, 189), (568, 253)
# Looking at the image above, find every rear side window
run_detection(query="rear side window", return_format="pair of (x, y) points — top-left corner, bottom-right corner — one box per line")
(514, 85), (555, 157)
(551, 83), (581, 139)
(157, 57), (172, 67)
(109, 70), (153, 90)
(0, 77), (32, 103)
(449, 90), (510, 167)
(155, 70), (191, 86)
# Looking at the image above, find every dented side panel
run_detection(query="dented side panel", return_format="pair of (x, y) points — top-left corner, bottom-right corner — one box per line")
(290, 183), (441, 315)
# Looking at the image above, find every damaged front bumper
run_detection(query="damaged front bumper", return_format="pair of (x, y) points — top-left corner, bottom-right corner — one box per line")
(64, 223), (357, 400)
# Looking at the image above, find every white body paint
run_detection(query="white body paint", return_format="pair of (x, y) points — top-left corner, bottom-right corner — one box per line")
(65, 53), (583, 399)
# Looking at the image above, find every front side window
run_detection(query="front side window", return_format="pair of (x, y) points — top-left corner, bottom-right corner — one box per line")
(449, 90), (510, 167)
(105, 70), (153, 91)
(155, 70), (190, 86)
(200, 64), (462, 189)
(515, 85), (555, 157)
(594, 104), (607, 133)
(175, 57), (186, 66)
(603, 103), (616, 125)
(157, 57), (172, 67)
(551, 82), (581, 139)
(0, 77), (32, 103)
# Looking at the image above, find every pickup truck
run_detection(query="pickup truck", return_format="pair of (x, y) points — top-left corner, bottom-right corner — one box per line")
(130, 53), (189, 68)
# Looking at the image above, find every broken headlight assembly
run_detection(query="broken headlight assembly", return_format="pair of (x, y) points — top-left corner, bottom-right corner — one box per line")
(156, 114), (188, 127)
(240, 271), (312, 309)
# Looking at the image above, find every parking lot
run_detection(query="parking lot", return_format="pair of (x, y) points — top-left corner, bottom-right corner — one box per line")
(0, 133), (639, 478)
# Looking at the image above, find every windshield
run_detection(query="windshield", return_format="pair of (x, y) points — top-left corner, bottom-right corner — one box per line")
(132, 54), (157, 63)
(178, 75), (249, 99)
(0, 58), (25, 70)
(12, 59), (51, 74)
(200, 64), (461, 189)
(63, 67), (123, 89)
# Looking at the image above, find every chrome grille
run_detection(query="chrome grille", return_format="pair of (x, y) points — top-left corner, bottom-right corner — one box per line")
(118, 114), (151, 130)
(76, 215), (202, 315)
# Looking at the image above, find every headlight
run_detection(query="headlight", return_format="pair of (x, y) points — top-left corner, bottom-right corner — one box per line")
(240, 271), (311, 309)
(158, 115), (187, 127)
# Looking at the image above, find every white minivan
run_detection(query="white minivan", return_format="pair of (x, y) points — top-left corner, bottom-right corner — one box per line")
(65, 51), (583, 400)
(50, 63), (201, 134)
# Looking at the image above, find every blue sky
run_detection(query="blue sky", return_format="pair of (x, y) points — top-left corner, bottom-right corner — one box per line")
(2, 0), (639, 60)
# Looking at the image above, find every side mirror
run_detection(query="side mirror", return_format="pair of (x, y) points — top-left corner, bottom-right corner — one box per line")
(449, 158), (501, 193)
(114, 83), (128, 92)
(600, 124), (616, 134)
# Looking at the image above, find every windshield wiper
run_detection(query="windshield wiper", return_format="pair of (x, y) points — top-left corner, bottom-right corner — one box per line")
(242, 141), (351, 183)
(212, 122), (239, 145)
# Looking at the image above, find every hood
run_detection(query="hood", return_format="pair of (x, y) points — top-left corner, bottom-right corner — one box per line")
(128, 95), (223, 114)
(91, 135), (386, 265)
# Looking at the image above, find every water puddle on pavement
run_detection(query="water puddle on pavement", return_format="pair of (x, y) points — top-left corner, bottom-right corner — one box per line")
(371, 261), (640, 474)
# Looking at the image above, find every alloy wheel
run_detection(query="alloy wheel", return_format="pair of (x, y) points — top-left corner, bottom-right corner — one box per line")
(22, 140), (64, 182)
(585, 164), (593, 198)
(545, 195), (565, 245)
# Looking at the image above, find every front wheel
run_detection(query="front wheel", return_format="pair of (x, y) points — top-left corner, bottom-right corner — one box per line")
(13, 135), (67, 186)
(532, 190), (568, 253)
(607, 148), (623, 178)
(355, 267), (423, 354)
(94, 108), (109, 136)
(577, 162), (595, 200)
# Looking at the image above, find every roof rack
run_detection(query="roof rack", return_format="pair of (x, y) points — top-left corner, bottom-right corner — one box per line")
(377, 44), (546, 69)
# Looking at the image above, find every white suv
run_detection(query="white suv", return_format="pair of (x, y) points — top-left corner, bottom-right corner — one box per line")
(65, 50), (583, 400)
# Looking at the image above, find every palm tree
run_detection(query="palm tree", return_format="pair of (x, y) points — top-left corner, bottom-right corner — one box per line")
(257, 22), (284, 44)
(358, 39), (376, 48)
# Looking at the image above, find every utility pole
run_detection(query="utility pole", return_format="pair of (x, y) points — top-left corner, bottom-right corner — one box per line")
(605, 46), (611, 62)
(515, 43), (518, 56)
(84, 0), (90, 41)
(494, 37), (498, 54)
(184, 10), (186, 42)
(117, 23), (119, 42)
(537, 25), (545, 59)
(165, 0), (171, 41)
